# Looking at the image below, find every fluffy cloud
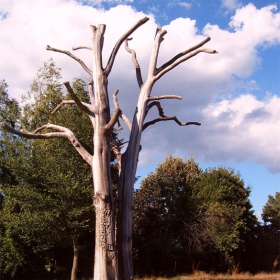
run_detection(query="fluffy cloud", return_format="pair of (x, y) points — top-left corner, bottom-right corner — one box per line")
(200, 94), (280, 173)
(177, 2), (192, 9)
(221, 0), (242, 11)
(1, 0), (280, 174)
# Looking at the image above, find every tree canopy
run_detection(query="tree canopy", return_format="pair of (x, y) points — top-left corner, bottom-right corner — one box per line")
(133, 155), (259, 275)
(0, 61), (98, 279)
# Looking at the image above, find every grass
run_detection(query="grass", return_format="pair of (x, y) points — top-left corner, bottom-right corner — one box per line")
(134, 272), (280, 280)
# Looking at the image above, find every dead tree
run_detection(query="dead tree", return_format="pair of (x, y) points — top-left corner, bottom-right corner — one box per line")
(1, 17), (217, 280)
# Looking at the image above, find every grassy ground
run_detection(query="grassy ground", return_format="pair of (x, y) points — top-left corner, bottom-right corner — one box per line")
(135, 272), (280, 280)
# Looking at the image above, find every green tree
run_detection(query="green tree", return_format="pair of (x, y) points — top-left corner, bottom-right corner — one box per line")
(0, 80), (32, 279)
(261, 192), (280, 272)
(133, 156), (258, 275)
(193, 167), (258, 272)
(133, 155), (202, 275)
(0, 79), (22, 187)
(263, 192), (280, 228)
(0, 64), (95, 280)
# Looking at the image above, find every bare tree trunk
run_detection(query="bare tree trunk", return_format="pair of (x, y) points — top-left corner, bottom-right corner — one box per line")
(91, 25), (118, 280)
(71, 234), (79, 280)
(117, 84), (151, 280)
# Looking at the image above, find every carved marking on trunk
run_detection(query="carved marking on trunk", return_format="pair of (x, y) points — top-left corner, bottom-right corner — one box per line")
(100, 208), (114, 257)
(95, 193), (115, 260)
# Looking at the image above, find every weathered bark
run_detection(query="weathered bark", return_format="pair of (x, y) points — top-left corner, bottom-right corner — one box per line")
(90, 24), (118, 280)
(71, 234), (79, 280)
(117, 82), (152, 280)
(1, 17), (217, 280)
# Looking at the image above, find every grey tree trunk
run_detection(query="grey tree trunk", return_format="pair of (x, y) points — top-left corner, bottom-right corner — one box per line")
(1, 17), (217, 280)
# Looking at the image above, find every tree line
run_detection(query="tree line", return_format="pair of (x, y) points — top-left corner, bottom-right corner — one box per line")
(0, 61), (279, 279)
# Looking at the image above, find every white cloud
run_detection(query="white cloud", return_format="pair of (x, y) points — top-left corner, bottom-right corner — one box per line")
(177, 2), (192, 9)
(200, 94), (280, 173)
(1, 0), (280, 174)
(221, 0), (242, 11)
(76, 0), (133, 6)
(203, 4), (280, 79)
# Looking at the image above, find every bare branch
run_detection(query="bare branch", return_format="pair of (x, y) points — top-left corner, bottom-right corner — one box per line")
(104, 90), (121, 133)
(63, 82), (97, 116)
(125, 38), (143, 87)
(88, 78), (95, 106)
(155, 47), (218, 82)
(147, 95), (182, 101)
(120, 114), (132, 131)
(156, 36), (212, 74)
(104, 17), (149, 77)
(111, 140), (122, 172)
(112, 89), (132, 131)
(105, 109), (122, 133)
(148, 28), (167, 77)
(143, 116), (201, 131)
(112, 89), (120, 110)
(51, 100), (76, 114)
(1, 122), (93, 165)
(154, 25), (162, 40)
(46, 45), (92, 76)
(51, 100), (95, 115)
(146, 101), (166, 118)
(72, 46), (92, 51)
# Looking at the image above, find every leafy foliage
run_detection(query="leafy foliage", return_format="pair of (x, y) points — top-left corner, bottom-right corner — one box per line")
(133, 155), (259, 275)
(0, 61), (95, 279)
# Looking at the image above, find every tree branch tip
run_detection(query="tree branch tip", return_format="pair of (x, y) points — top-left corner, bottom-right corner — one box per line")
(127, 37), (133, 41)
(63, 81), (70, 85)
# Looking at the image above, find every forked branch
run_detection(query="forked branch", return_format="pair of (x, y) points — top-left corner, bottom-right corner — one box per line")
(112, 89), (132, 131)
(104, 17), (149, 77)
(156, 36), (212, 74)
(125, 38), (143, 87)
(104, 90), (122, 133)
(1, 122), (93, 165)
(46, 45), (92, 76)
(63, 82), (96, 116)
(146, 101), (166, 118)
(143, 116), (201, 131)
(148, 28), (167, 77)
(155, 47), (218, 81)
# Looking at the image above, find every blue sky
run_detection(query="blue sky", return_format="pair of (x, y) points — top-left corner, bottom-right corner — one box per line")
(0, 0), (279, 220)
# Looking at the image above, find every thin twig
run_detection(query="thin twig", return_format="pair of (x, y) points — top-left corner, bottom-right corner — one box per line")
(125, 38), (143, 87)
(104, 17), (149, 77)
(154, 48), (218, 82)
(155, 37), (212, 74)
(143, 116), (201, 131)
(72, 46), (92, 51)
(46, 45), (92, 76)
(147, 95), (182, 101)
